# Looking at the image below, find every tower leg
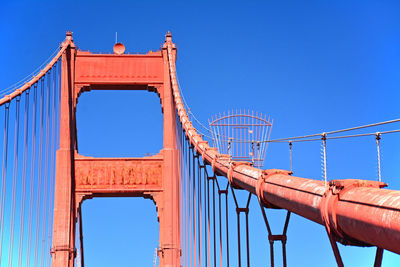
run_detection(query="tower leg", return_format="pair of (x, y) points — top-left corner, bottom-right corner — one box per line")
(51, 33), (76, 267)
(158, 41), (180, 267)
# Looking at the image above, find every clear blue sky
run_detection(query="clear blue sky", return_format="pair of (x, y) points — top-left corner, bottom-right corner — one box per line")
(1, 0), (399, 266)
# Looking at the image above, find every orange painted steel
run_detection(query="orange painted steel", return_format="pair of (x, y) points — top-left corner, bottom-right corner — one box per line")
(2, 32), (399, 266)
(50, 32), (180, 267)
(74, 154), (163, 196)
(167, 36), (400, 255)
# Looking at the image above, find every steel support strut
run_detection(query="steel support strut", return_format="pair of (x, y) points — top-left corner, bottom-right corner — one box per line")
(230, 188), (252, 267)
(256, 169), (291, 267)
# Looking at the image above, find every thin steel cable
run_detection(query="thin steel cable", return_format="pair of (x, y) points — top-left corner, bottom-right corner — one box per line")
(376, 133), (382, 182)
(198, 157), (203, 267)
(180, 126), (182, 267)
(188, 141), (193, 267)
(185, 131), (188, 267)
(175, 73), (212, 134)
(181, 124), (185, 267)
(265, 118), (400, 143)
(212, 177), (216, 267)
(186, 139), (190, 267)
(0, 46), (59, 96)
(47, 60), (61, 267)
(8, 95), (21, 267)
(26, 83), (38, 267)
(40, 70), (52, 267)
(256, 129), (400, 144)
(206, 172), (211, 267)
(245, 194), (251, 267)
(230, 188), (242, 267)
(207, 120), (400, 144)
(17, 89), (31, 267)
(192, 147), (197, 267)
(190, 145), (193, 267)
(225, 184), (230, 267)
(46, 64), (57, 267)
(200, 164), (214, 267)
(321, 134), (328, 187)
(217, 183), (223, 267)
(179, 102), (400, 146)
(34, 77), (45, 267)
(0, 102), (11, 265)
(289, 141), (293, 172)
(202, 165), (208, 267)
(245, 210), (250, 267)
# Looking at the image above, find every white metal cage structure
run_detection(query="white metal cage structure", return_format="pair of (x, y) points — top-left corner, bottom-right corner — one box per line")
(209, 110), (273, 168)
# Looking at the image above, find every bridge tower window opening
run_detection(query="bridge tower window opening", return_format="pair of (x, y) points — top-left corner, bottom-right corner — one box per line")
(77, 197), (159, 267)
(76, 89), (163, 158)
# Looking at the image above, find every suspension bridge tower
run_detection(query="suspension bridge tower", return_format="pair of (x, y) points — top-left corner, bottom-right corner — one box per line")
(51, 31), (181, 267)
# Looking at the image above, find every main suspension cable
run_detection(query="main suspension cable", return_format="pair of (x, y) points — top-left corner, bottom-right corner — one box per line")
(0, 46), (59, 97)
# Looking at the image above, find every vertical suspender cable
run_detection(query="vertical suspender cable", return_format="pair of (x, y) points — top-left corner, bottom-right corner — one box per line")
(225, 185), (230, 267)
(41, 69), (52, 267)
(245, 194), (251, 267)
(203, 165), (208, 267)
(206, 170), (211, 267)
(180, 128), (183, 267)
(46, 64), (57, 267)
(192, 148), (197, 267)
(217, 181), (223, 267)
(186, 138), (190, 267)
(27, 83), (38, 267)
(179, 123), (184, 267)
(289, 141), (293, 172)
(375, 133), (382, 182)
(0, 101), (11, 265)
(183, 127), (186, 267)
(188, 141), (193, 267)
(8, 95), (21, 267)
(17, 88), (31, 267)
(34, 76), (45, 267)
(321, 133), (328, 187)
(47, 60), (60, 267)
(198, 157), (202, 267)
(212, 177), (216, 267)
(183, 138), (185, 266)
(231, 188), (242, 267)
(187, 138), (189, 267)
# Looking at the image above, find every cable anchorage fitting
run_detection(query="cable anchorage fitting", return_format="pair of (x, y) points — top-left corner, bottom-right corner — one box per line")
(201, 146), (217, 163)
(320, 179), (387, 247)
(211, 153), (231, 172)
(227, 161), (252, 188)
(256, 169), (292, 209)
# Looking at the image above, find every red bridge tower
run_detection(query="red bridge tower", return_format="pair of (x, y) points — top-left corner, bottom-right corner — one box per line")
(51, 32), (180, 267)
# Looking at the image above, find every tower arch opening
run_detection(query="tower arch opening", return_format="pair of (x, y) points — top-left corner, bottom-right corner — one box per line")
(76, 89), (163, 157)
